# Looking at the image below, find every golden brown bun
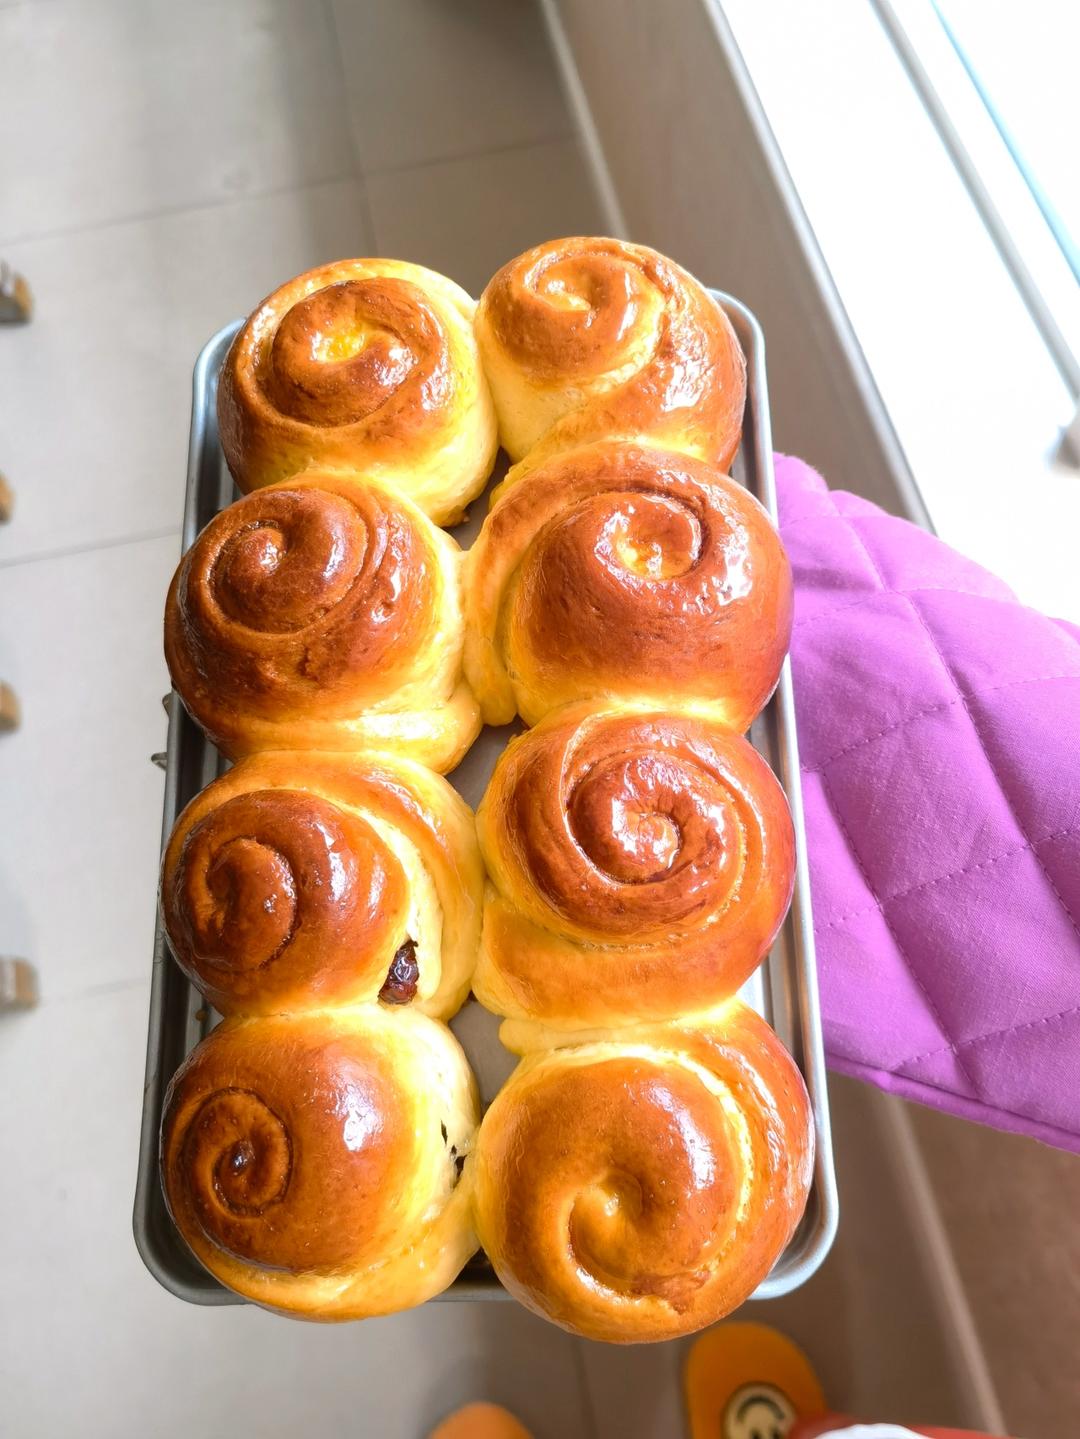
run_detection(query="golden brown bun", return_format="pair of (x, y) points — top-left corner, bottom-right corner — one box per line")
(164, 470), (480, 770)
(471, 1003), (813, 1343)
(475, 237), (745, 476)
(218, 259), (498, 525)
(161, 751), (483, 1021)
(160, 1005), (479, 1320)
(474, 702), (794, 1028)
(464, 441), (792, 729)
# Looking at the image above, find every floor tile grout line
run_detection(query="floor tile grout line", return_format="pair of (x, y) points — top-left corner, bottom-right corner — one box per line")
(2, 106), (576, 256)
(570, 1338), (602, 1439)
(17, 976), (150, 1010)
(0, 525), (180, 572)
(0, 128), (585, 254)
(320, 0), (576, 190)
(354, 168), (379, 254)
(0, 170), (360, 252)
(323, 0), (379, 250)
(362, 130), (582, 182)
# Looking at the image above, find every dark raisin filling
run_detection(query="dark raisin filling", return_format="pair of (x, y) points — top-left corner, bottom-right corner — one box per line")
(379, 938), (419, 1004)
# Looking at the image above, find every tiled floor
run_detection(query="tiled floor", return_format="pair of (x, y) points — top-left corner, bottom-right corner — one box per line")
(0, 3), (990, 1436)
(0, 179), (372, 560)
(0, 2), (605, 1434)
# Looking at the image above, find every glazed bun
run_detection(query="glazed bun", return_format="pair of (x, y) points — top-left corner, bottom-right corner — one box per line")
(471, 1003), (813, 1343)
(464, 441), (792, 730)
(153, 239), (811, 1338)
(475, 237), (745, 476)
(161, 751), (483, 1021)
(161, 1005), (479, 1319)
(218, 258), (497, 525)
(475, 702), (794, 1029)
(164, 470), (479, 770)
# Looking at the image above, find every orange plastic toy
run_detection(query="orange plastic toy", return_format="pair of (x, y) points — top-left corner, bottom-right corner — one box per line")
(428, 1401), (533, 1439)
(685, 1322), (828, 1439)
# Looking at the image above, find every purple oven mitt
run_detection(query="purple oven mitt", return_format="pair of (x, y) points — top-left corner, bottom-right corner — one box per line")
(775, 455), (1080, 1152)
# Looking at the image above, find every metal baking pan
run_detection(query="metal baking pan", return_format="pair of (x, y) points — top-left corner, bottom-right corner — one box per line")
(133, 293), (839, 1308)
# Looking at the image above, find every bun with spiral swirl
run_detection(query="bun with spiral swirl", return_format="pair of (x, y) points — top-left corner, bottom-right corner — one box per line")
(161, 751), (482, 1021)
(475, 702), (794, 1029)
(161, 1005), (479, 1319)
(471, 1002), (813, 1342)
(464, 441), (792, 730)
(164, 470), (480, 770)
(475, 237), (746, 476)
(218, 259), (498, 525)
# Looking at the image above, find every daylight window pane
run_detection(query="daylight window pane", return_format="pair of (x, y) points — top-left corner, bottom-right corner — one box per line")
(934, 0), (1080, 278)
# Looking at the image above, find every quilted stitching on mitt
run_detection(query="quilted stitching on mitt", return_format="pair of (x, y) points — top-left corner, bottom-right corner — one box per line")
(776, 455), (1080, 1152)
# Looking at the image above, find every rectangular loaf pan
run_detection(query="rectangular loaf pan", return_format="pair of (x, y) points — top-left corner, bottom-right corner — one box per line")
(133, 293), (839, 1306)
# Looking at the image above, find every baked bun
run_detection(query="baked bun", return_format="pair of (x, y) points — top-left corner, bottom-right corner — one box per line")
(218, 259), (498, 525)
(161, 751), (483, 1021)
(475, 702), (794, 1029)
(464, 442), (792, 730)
(164, 470), (480, 770)
(471, 1003), (813, 1343)
(161, 1006), (479, 1319)
(475, 237), (745, 475)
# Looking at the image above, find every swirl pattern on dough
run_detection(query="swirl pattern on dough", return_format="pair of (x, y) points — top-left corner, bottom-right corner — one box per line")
(161, 751), (483, 1021)
(161, 1007), (480, 1319)
(475, 703), (795, 1029)
(218, 259), (498, 524)
(165, 471), (480, 769)
(465, 442), (792, 730)
(475, 237), (746, 475)
(471, 1003), (814, 1343)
